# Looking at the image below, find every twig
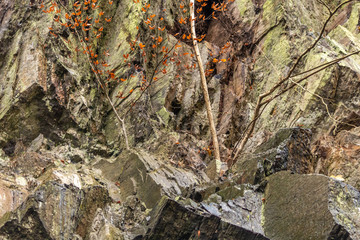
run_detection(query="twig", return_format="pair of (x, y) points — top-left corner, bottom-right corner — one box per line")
(232, 0), (356, 161)
(317, 0), (332, 14)
(55, 0), (130, 149)
(261, 50), (360, 105)
(123, 40), (179, 115)
(257, 44), (359, 132)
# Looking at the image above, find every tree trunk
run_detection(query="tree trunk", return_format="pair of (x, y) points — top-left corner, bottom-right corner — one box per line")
(189, 0), (222, 176)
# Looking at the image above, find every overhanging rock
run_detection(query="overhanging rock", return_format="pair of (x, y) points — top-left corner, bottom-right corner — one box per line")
(144, 197), (269, 240)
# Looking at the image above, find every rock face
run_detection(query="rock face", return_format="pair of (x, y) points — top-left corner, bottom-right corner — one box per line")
(94, 150), (209, 209)
(263, 171), (360, 240)
(0, 0), (360, 239)
(234, 128), (314, 184)
(313, 126), (360, 190)
(144, 198), (269, 240)
(0, 167), (112, 240)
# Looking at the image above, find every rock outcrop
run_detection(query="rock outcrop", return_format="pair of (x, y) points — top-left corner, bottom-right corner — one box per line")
(0, 0), (360, 239)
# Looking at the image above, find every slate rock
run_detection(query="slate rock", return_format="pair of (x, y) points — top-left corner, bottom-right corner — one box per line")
(234, 128), (314, 184)
(263, 171), (360, 240)
(144, 197), (268, 240)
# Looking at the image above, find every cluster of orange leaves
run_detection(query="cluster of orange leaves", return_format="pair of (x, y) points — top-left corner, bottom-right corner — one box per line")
(41, 0), (113, 40)
(42, 0), (237, 166)
(41, 0), (129, 90)
(173, 0), (234, 77)
(42, 0), (234, 99)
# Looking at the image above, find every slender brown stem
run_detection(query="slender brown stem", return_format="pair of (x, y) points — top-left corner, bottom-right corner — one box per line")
(56, 0), (129, 149)
(232, 0), (356, 161)
(261, 50), (360, 105)
(190, 0), (222, 176)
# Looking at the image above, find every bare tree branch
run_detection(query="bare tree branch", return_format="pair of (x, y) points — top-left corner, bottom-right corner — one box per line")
(231, 0), (357, 161)
(55, 0), (130, 149)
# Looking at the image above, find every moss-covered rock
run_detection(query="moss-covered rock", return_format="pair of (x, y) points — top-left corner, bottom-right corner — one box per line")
(263, 171), (360, 239)
(94, 149), (209, 209)
(1, 0), (360, 238)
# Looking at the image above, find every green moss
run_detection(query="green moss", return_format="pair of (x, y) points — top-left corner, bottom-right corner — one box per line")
(157, 107), (170, 126)
(295, 52), (332, 112)
(263, 27), (290, 70)
(149, 196), (169, 222)
(332, 186), (358, 229)
(107, 225), (124, 240)
(89, 88), (97, 103)
(106, 0), (142, 73)
(262, 0), (284, 25)
(343, 3), (360, 33)
(260, 195), (266, 229)
(236, 0), (253, 16)
(217, 185), (244, 201)
(163, 0), (177, 28)
(104, 112), (120, 145)
(0, 31), (23, 119)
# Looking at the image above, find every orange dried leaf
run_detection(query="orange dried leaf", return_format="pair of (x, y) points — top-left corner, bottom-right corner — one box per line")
(139, 42), (145, 49)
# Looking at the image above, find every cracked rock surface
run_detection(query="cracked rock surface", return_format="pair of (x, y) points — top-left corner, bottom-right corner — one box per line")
(1, 0), (360, 239)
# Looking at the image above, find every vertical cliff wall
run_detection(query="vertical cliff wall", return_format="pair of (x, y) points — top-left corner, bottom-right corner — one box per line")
(0, 0), (359, 239)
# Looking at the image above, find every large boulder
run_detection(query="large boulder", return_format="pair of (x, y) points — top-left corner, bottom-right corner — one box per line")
(263, 171), (360, 240)
(94, 150), (210, 209)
